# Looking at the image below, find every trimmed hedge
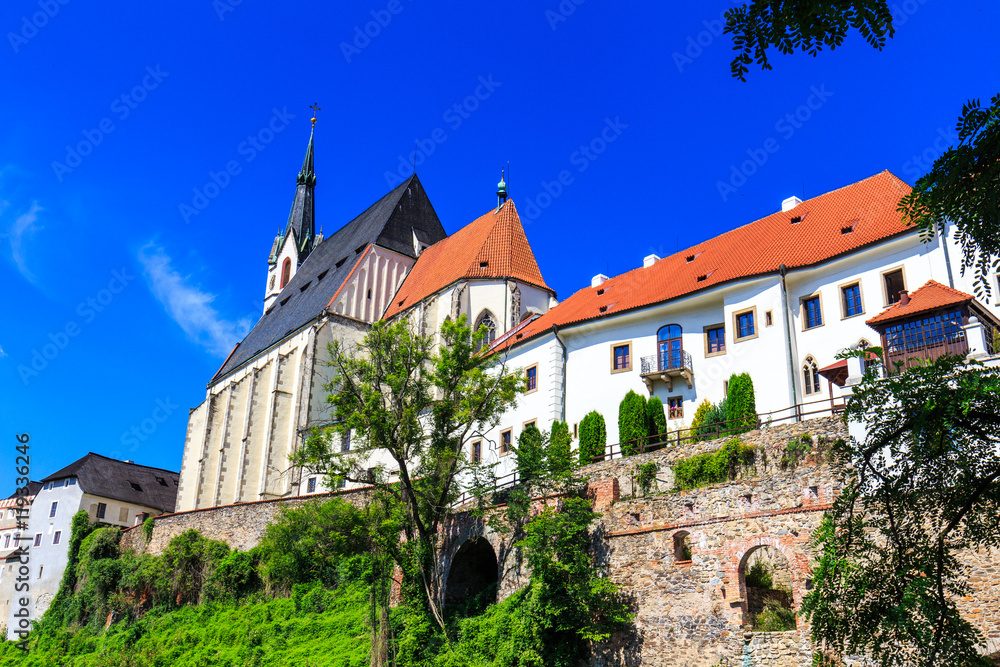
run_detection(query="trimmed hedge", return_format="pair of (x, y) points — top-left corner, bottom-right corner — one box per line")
(516, 423), (544, 484)
(549, 420), (572, 477)
(578, 411), (607, 463)
(619, 390), (648, 456)
(726, 373), (757, 433)
(646, 396), (667, 447)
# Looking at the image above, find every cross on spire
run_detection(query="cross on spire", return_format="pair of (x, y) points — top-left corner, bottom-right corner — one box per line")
(310, 102), (321, 126)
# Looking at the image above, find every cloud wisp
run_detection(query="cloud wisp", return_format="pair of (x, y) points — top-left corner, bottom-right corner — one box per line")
(138, 242), (251, 357)
(5, 202), (42, 284)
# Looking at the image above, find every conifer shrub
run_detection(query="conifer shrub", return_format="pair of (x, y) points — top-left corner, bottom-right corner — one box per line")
(619, 389), (648, 456)
(725, 372), (758, 433)
(672, 437), (758, 490)
(548, 420), (572, 477)
(646, 396), (667, 448)
(578, 411), (607, 464)
(516, 423), (545, 486)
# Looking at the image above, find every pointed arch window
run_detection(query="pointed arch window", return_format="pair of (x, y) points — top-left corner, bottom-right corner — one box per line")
(802, 356), (820, 395)
(280, 258), (292, 288)
(475, 310), (498, 349)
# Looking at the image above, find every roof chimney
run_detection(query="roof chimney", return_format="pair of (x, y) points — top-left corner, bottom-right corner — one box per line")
(591, 273), (608, 288)
(898, 290), (910, 306)
(782, 195), (803, 212)
(643, 253), (660, 268)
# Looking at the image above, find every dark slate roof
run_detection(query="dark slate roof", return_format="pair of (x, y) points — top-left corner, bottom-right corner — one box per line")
(6, 482), (42, 499)
(212, 174), (446, 383)
(42, 453), (179, 514)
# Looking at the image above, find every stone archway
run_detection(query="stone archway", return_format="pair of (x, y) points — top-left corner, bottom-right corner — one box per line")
(738, 544), (795, 629)
(444, 537), (498, 611)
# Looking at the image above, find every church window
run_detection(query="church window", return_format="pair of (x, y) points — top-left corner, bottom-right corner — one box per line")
(802, 356), (821, 395)
(280, 258), (292, 288)
(475, 310), (497, 348)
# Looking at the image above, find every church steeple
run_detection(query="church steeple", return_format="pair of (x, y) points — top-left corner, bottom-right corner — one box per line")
(284, 112), (318, 258)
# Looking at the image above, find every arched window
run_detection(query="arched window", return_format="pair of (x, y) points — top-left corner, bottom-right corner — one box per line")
(475, 310), (497, 348)
(657, 324), (683, 370)
(280, 258), (292, 288)
(673, 531), (692, 563)
(802, 356), (820, 395)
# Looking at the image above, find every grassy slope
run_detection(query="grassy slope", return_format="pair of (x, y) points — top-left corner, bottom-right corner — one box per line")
(0, 583), (370, 667)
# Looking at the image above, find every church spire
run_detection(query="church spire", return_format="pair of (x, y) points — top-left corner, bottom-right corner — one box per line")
(284, 107), (318, 257)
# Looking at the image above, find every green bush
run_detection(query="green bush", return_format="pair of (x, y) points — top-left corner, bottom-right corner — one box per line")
(673, 437), (757, 490)
(618, 390), (648, 456)
(645, 396), (667, 447)
(257, 497), (368, 595)
(578, 411), (607, 464)
(694, 398), (729, 440)
(780, 436), (813, 469)
(753, 598), (797, 632)
(548, 420), (573, 478)
(205, 548), (263, 603)
(161, 529), (231, 606)
(637, 462), (658, 496)
(744, 560), (773, 589)
(516, 423), (545, 486)
(142, 516), (154, 542)
(689, 399), (713, 433)
(726, 373), (757, 433)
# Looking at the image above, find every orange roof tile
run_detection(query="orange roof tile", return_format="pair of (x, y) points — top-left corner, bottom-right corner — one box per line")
(496, 170), (916, 352)
(865, 280), (973, 327)
(384, 200), (551, 318)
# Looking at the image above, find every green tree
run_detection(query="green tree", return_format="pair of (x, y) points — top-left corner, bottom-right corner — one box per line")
(645, 396), (667, 447)
(801, 355), (1000, 666)
(725, 2), (1000, 297)
(516, 423), (545, 486)
(291, 316), (521, 631)
(725, 372), (757, 433)
(578, 411), (607, 464)
(618, 389), (648, 456)
(548, 420), (573, 478)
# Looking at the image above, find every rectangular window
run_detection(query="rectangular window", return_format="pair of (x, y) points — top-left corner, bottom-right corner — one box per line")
(49, 501), (57, 518)
(573, 423), (578, 439)
(765, 310), (773, 326)
(341, 430), (351, 452)
(523, 420), (536, 433)
(842, 283), (863, 317)
(611, 342), (632, 372)
(53, 531), (61, 545)
(500, 429), (512, 455)
(118, 507), (129, 523)
(38, 566), (43, 579)
(667, 396), (683, 420)
(3, 535), (9, 548)
(33, 534), (41, 547)
(734, 308), (757, 341)
(525, 365), (538, 393)
(884, 268), (906, 305)
(471, 440), (482, 463)
(337, 478), (346, 489)
(803, 295), (823, 329)
(53, 479), (64, 488)
(67, 478), (76, 486)
(307, 478), (317, 493)
(96, 503), (107, 520)
(704, 324), (725, 356)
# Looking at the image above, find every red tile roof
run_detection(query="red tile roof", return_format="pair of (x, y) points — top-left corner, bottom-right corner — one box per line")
(383, 200), (551, 319)
(865, 279), (974, 327)
(496, 170), (916, 352)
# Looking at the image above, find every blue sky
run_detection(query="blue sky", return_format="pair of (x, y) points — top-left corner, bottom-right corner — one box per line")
(1, 1), (997, 491)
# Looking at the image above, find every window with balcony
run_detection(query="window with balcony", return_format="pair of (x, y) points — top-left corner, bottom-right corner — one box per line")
(611, 342), (632, 372)
(802, 356), (821, 395)
(842, 283), (864, 318)
(704, 324), (725, 357)
(734, 308), (757, 341)
(883, 269), (906, 305)
(802, 295), (823, 329)
(657, 324), (683, 369)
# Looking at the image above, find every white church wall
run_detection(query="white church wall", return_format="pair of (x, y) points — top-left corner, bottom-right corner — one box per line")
(333, 245), (414, 323)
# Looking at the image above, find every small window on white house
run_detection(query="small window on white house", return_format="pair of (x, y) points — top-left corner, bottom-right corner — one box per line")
(308, 478), (317, 493)
(49, 502), (57, 518)
(802, 356), (821, 395)
(53, 531), (61, 545)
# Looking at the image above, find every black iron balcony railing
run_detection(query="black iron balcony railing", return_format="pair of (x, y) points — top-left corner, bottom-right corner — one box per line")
(641, 349), (693, 375)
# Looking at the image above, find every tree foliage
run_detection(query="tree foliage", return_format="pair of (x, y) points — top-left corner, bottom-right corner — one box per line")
(801, 355), (1000, 666)
(578, 411), (607, 464)
(723, 0), (895, 81)
(899, 93), (1000, 300)
(291, 316), (521, 630)
(516, 423), (545, 486)
(618, 389), (648, 456)
(548, 420), (573, 478)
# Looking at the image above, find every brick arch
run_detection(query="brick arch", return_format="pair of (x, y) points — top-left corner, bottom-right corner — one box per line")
(729, 534), (806, 618)
(437, 513), (508, 607)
